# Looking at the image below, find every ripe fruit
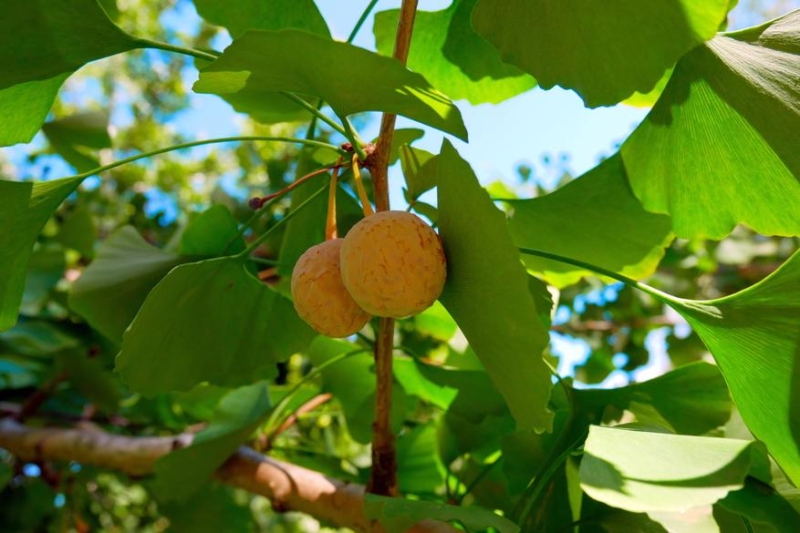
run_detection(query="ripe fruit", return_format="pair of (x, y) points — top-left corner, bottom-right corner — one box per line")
(291, 239), (371, 338)
(340, 211), (446, 318)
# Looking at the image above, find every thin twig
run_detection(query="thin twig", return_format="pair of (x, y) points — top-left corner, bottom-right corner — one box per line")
(15, 371), (68, 423)
(270, 393), (333, 443)
(366, 0), (419, 498)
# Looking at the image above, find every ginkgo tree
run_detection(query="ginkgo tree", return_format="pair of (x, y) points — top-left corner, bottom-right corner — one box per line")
(0, 0), (799, 532)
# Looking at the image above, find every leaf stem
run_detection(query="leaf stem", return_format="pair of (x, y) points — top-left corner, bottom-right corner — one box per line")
(336, 112), (368, 161)
(70, 136), (345, 181)
(347, 0), (382, 43)
(367, 0), (420, 498)
(517, 247), (681, 306)
(135, 38), (220, 62)
(262, 348), (371, 442)
(236, 183), (329, 258)
(281, 92), (349, 138)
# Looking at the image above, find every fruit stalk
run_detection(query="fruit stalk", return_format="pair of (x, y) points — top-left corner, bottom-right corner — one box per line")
(366, 0), (419, 497)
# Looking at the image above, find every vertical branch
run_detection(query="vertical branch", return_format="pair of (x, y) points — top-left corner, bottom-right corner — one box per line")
(366, 0), (419, 497)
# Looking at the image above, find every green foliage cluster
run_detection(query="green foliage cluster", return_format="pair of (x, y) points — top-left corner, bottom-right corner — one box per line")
(1, 0), (799, 532)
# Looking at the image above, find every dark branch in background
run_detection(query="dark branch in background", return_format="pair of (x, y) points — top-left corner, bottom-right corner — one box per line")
(365, 0), (420, 497)
(14, 371), (68, 423)
(0, 418), (458, 533)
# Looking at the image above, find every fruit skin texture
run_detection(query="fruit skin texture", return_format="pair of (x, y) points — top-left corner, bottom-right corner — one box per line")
(291, 239), (371, 338)
(340, 211), (446, 318)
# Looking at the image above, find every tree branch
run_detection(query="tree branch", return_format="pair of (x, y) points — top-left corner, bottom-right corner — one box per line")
(0, 418), (457, 533)
(366, 0), (419, 499)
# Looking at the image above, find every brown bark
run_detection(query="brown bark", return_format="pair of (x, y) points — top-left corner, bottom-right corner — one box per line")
(0, 418), (457, 532)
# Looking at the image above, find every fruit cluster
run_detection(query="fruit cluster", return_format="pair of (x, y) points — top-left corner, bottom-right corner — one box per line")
(291, 211), (447, 337)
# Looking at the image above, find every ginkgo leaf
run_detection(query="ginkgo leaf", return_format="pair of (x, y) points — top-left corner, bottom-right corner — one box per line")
(193, 0), (329, 39)
(0, 177), (82, 331)
(42, 111), (112, 173)
(308, 337), (406, 444)
(116, 257), (314, 396)
(622, 11), (800, 239)
(193, 30), (467, 139)
(0, 0), (139, 90)
(0, 75), (68, 147)
(471, 0), (729, 107)
(364, 494), (520, 533)
(507, 154), (672, 287)
(575, 362), (732, 436)
(580, 425), (763, 513)
(666, 249), (800, 485)
(155, 382), (272, 501)
(436, 141), (553, 432)
(374, 0), (536, 105)
(69, 226), (184, 343)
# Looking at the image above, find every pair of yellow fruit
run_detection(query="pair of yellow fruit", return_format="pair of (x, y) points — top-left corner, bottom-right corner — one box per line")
(291, 211), (447, 338)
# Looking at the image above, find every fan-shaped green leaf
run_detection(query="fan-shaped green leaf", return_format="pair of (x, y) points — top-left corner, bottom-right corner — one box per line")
(193, 30), (467, 139)
(69, 226), (184, 343)
(42, 111), (111, 173)
(580, 426), (763, 513)
(471, 0), (729, 107)
(436, 141), (553, 432)
(575, 362), (732, 436)
(374, 0), (536, 105)
(308, 337), (406, 444)
(622, 11), (800, 239)
(180, 205), (244, 257)
(155, 381), (271, 501)
(0, 0), (139, 90)
(193, 0), (329, 38)
(0, 75), (68, 147)
(365, 494), (520, 533)
(507, 154), (673, 287)
(116, 257), (314, 396)
(666, 250), (800, 484)
(0, 177), (82, 331)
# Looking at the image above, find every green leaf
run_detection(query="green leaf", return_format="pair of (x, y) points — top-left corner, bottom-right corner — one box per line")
(393, 357), (458, 411)
(0, 75), (68, 147)
(161, 484), (252, 533)
(180, 205), (244, 257)
(718, 478), (800, 533)
(621, 11), (800, 239)
(374, 0), (536, 105)
(194, 30), (467, 139)
(1, 319), (80, 356)
(507, 154), (673, 287)
(0, 0), (139, 90)
(396, 424), (447, 494)
(308, 337), (406, 444)
(56, 204), (97, 258)
(69, 226), (184, 343)
(580, 425), (763, 514)
(155, 381), (271, 501)
(56, 349), (121, 413)
(21, 247), (65, 316)
(194, 0), (329, 38)
(0, 177), (82, 331)
(116, 257), (313, 396)
(388, 128), (425, 166)
(42, 111), (111, 173)
(436, 141), (553, 432)
(364, 493), (520, 533)
(471, 0), (729, 107)
(664, 250), (800, 484)
(575, 362), (732, 436)
(400, 145), (437, 201)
